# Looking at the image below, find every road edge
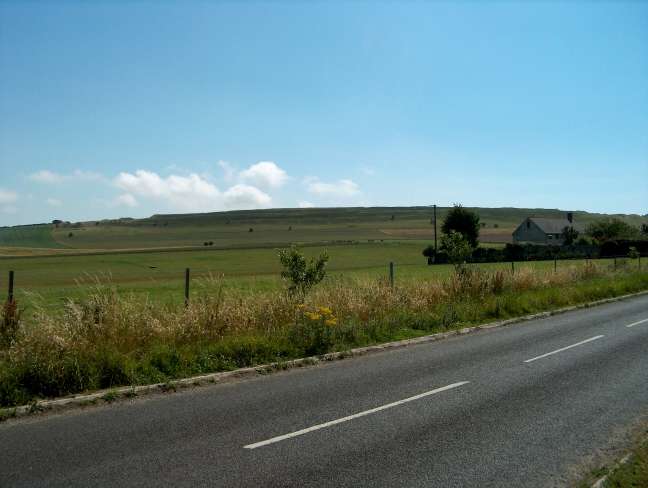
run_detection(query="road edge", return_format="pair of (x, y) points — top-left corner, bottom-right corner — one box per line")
(2, 288), (648, 421)
(591, 453), (633, 488)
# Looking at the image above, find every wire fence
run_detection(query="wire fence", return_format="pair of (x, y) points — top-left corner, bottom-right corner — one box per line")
(2, 254), (645, 311)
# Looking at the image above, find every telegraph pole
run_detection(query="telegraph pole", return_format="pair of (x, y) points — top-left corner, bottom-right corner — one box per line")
(433, 204), (437, 256)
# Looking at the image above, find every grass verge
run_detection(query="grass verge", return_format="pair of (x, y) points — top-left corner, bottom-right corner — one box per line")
(601, 436), (648, 487)
(576, 429), (648, 488)
(1, 264), (647, 409)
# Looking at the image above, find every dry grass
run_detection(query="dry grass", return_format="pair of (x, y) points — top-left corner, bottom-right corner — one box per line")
(1, 262), (646, 408)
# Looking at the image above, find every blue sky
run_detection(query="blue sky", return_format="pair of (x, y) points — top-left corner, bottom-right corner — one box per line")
(0, 1), (646, 225)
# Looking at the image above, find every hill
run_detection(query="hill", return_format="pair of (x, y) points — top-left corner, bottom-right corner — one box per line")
(1, 206), (646, 253)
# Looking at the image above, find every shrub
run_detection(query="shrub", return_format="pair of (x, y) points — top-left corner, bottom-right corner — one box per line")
(440, 231), (472, 267)
(278, 246), (329, 298)
(586, 218), (640, 243)
(562, 226), (579, 245)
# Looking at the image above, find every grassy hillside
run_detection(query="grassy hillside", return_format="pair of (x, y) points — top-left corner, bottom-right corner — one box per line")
(5, 206), (645, 251)
(2, 206), (646, 252)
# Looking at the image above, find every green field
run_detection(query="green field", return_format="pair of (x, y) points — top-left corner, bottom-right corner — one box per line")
(0, 225), (66, 249)
(0, 241), (632, 310)
(1, 206), (645, 309)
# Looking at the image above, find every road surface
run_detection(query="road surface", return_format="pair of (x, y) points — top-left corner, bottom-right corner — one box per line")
(1, 295), (648, 487)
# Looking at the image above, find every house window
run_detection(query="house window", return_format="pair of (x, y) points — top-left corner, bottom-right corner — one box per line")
(548, 235), (553, 239)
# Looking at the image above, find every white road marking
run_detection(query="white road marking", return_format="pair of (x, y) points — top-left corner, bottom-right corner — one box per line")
(524, 335), (605, 363)
(626, 318), (648, 328)
(243, 381), (470, 449)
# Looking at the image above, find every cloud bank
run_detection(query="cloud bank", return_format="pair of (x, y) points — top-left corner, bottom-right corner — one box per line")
(306, 178), (360, 198)
(114, 170), (272, 212)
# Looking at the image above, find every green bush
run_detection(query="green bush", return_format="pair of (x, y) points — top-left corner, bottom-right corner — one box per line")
(278, 246), (329, 298)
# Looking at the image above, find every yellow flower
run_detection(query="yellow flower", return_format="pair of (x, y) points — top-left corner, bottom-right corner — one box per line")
(325, 318), (337, 326)
(305, 312), (321, 321)
(296, 304), (306, 310)
(318, 306), (333, 315)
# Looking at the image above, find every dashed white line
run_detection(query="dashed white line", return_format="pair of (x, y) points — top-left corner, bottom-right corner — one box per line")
(243, 381), (470, 449)
(626, 318), (648, 328)
(524, 335), (605, 363)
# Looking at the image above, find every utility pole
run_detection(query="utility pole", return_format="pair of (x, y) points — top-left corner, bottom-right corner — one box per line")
(433, 204), (437, 257)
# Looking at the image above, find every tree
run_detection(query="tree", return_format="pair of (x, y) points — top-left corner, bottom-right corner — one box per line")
(641, 223), (648, 236)
(441, 204), (480, 248)
(278, 246), (329, 297)
(586, 218), (639, 243)
(440, 231), (472, 267)
(561, 226), (579, 245)
(422, 245), (436, 265)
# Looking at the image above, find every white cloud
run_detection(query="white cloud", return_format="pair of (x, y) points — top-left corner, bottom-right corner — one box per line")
(223, 184), (272, 209)
(114, 193), (138, 208)
(114, 170), (271, 212)
(29, 170), (64, 184)
(307, 178), (360, 198)
(239, 161), (288, 189)
(298, 200), (315, 208)
(0, 189), (17, 204)
(46, 198), (62, 207)
(29, 169), (104, 184)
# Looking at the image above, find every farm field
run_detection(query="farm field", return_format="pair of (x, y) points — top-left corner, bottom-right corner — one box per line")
(1, 206), (645, 309)
(0, 240), (628, 309)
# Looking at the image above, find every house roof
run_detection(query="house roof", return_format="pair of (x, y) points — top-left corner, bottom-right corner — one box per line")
(528, 217), (585, 234)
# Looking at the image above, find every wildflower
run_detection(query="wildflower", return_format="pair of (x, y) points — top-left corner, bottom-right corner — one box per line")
(318, 306), (333, 315)
(305, 312), (321, 321)
(325, 318), (337, 326)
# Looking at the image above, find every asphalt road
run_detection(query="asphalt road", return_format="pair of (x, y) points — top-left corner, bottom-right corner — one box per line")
(1, 295), (648, 487)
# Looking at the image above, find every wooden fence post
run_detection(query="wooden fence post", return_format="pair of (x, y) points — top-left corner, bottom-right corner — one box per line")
(8, 270), (14, 303)
(511, 261), (515, 274)
(389, 262), (394, 289)
(184, 268), (190, 307)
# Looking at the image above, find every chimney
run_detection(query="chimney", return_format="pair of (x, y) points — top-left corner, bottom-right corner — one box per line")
(567, 212), (573, 223)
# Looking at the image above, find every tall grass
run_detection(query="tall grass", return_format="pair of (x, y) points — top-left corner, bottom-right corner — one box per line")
(1, 263), (647, 408)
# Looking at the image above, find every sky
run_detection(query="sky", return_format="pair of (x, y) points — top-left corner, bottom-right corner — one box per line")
(0, 1), (646, 226)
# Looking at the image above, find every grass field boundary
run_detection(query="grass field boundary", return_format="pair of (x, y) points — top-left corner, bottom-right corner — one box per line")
(2, 287), (647, 422)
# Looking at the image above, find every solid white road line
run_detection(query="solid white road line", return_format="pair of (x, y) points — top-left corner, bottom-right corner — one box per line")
(626, 318), (648, 328)
(243, 381), (470, 449)
(524, 335), (605, 363)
